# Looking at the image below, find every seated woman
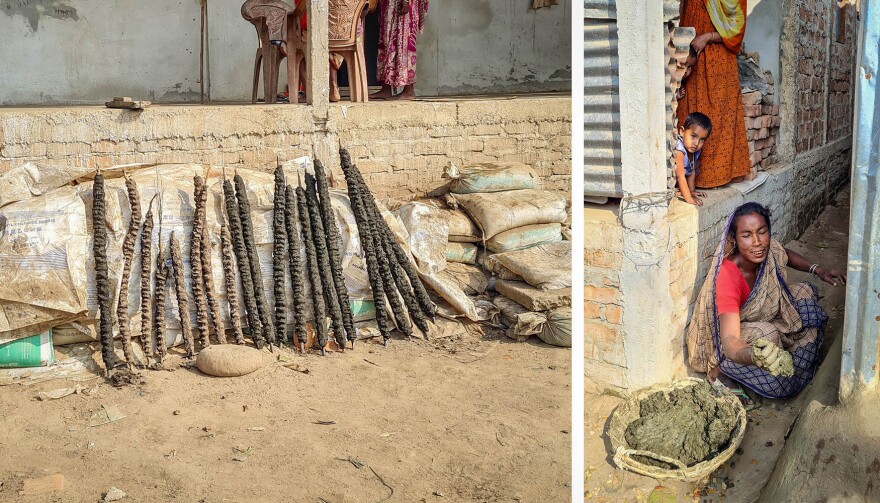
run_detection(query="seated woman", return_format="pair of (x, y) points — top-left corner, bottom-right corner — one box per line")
(687, 202), (846, 402)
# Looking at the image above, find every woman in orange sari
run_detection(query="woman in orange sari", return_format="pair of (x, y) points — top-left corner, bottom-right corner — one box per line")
(677, 0), (751, 188)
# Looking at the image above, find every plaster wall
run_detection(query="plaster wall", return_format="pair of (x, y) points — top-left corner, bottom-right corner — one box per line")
(744, 0), (783, 101)
(0, 0), (572, 105)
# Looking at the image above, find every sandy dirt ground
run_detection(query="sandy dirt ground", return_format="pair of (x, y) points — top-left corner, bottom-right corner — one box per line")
(0, 326), (571, 502)
(585, 188), (851, 502)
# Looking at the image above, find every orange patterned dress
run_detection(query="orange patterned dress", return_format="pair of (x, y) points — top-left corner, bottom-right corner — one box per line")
(676, 0), (750, 188)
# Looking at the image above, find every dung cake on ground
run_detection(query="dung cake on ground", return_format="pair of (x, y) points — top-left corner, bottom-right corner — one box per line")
(624, 380), (738, 467)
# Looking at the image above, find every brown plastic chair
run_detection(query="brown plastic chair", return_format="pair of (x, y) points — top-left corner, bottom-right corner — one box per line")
(285, 0), (376, 103)
(242, 0), (294, 104)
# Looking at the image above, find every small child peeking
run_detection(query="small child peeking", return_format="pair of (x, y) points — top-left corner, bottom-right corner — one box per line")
(675, 112), (712, 207)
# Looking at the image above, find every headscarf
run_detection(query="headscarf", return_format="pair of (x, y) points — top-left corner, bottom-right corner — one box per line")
(705, 0), (747, 53)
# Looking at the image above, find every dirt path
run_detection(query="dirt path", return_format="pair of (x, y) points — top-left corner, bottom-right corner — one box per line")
(585, 188), (851, 502)
(0, 330), (571, 502)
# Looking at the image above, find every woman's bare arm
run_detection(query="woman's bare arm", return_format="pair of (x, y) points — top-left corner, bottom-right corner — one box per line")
(785, 247), (847, 286)
(718, 312), (756, 365)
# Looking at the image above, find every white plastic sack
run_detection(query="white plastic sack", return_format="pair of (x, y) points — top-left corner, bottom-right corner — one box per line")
(485, 242), (571, 290)
(445, 162), (539, 194)
(452, 189), (567, 239)
(485, 223), (563, 253)
(446, 242), (478, 264)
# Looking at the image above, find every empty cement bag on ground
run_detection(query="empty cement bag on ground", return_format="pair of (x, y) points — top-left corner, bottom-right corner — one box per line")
(438, 262), (488, 295)
(445, 162), (539, 194)
(485, 223), (563, 253)
(452, 189), (567, 239)
(493, 297), (571, 347)
(538, 307), (571, 347)
(446, 242), (478, 264)
(485, 242), (571, 290)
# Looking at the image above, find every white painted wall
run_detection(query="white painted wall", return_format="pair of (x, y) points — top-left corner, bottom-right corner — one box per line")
(0, 0), (203, 105)
(744, 0), (783, 88)
(0, 0), (572, 105)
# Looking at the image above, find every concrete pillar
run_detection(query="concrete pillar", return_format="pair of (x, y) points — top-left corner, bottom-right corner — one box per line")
(307, 0), (330, 120)
(615, 0), (675, 388)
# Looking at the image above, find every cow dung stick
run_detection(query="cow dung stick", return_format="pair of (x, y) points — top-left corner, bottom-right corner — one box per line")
(220, 219), (246, 344)
(305, 173), (347, 348)
(200, 186), (227, 344)
(296, 185), (329, 352)
(223, 178), (263, 348)
(284, 186), (308, 347)
(170, 232), (195, 357)
(366, 201), (414, 340)
(377, 229), (431, 336)
(139, 196), (156, 357)
(339, 163), (393, 342)
(153, 248), (169, 362)
(116, 173), (142, 365)
(190, 176), (210, 348)
(313, 160), (356, 343)
(346, 157), (436, 321)
(234, 174), (274, 346)
(92, 173), (120, 372)
(272, 167), (289, 345)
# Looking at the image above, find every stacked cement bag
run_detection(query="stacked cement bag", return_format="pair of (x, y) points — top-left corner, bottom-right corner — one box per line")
(445, 162), (571, 347)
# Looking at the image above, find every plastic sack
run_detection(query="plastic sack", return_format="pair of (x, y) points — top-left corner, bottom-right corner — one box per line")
(493, 297), (571, 347)
(437, 262), (488, 296)
(485, 223), (563, 253)
(445, 162), (539, 194)
(485, 242), (571, 290)
(452, 189), (567, 239)
(446, 242), (478, 264)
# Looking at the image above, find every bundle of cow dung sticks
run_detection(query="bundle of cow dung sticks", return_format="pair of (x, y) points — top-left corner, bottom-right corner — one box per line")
(90, 148), (436, 374)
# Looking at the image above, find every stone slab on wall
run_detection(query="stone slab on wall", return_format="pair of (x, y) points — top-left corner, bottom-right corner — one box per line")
(0, 97), (571, 199)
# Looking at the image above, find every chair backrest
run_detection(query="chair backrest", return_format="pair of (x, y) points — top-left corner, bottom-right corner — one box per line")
(242, 0), (294, 40)
(328, 0), (370, 44)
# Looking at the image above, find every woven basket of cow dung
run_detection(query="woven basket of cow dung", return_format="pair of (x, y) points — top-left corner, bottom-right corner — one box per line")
(607, 378), (747, 481)
(196, 345), (267, 377)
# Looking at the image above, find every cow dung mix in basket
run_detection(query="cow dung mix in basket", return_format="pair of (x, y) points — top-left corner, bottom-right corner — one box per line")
(624, 380), (738, 468)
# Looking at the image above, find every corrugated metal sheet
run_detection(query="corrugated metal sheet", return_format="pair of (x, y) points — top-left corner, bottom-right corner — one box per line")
(584, 15), (622, 199)
(584, 0), (615, 19)
(840, 0), (875, 400)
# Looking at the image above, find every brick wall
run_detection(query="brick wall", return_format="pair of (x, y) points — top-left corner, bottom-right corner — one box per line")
(795, 0), (830, 153)
(584, 205), (625, 390)
(0, 97), (571, 199)
(827, 4), (857, 142)
(742, 89), (781, 177)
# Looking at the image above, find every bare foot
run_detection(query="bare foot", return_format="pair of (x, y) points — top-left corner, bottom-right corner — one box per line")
(391, 84), (416, 101)
(370, 85), (394, 100)
(329, 68), (341, 102)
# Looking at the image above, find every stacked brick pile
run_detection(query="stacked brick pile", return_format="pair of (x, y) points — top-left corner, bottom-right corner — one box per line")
(742, 86), (781, 179)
